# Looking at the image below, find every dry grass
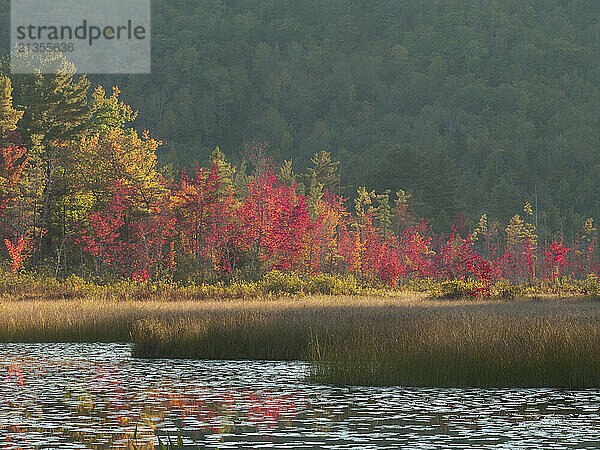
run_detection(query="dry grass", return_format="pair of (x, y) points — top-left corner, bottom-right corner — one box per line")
(310, 307), (600, 388)
(0, 293), (414, 342)
(131, 295), (600, 388)
(3, 293), (600, 387)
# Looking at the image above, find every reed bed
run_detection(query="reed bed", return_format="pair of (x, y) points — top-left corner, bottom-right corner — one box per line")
(131, 296), (600, 388)
(309, 314), (600, 388)
(0, 294), (412, 343)
(0, 298), (171, 342)
(3, 294), (600, 387)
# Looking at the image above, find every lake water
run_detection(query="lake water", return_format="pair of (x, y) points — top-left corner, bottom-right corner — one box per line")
(1, 343), (600, 449)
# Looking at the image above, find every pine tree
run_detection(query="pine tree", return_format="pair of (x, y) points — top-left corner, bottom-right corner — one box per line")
(374, 190), (392, 237)
(0, 75), (26, 192)
(89, 86), (136, 133)
(13, 69), (90, 152)
(0, 76), (27, 243)
(306, 175), (324, 219)
(11, 66), (91, 261)
(354, 187), (376, 225)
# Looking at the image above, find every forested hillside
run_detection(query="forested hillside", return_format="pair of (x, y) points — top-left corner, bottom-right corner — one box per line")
(1, 0), (600, 239)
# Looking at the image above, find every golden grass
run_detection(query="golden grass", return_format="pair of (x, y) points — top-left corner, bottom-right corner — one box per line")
(3, 293), (600, 387)
(0, 293), (418, 342)
(132, 295), (600, 388)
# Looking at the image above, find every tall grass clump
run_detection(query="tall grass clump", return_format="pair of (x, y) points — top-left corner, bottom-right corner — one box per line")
(0, 298), (180, 342)
(5, 286), (600, 388)
(309, 314), (600, 388)
(133, 316), (315, 361)
(132, 298), (600, 388)
(132, 297), (396, 360)
(0, 294), (394, 344)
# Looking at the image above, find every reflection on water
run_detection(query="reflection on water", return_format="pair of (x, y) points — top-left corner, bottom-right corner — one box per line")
(1, 343), (600, 449)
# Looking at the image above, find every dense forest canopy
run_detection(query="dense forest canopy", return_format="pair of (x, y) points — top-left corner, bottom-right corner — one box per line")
(1, 0), (600, 239)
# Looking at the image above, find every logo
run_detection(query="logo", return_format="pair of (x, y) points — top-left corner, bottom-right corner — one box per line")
(11, 0), (151, 74)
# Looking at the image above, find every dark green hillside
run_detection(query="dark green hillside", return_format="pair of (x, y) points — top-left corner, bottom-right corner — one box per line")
(2, 0), (600, 238)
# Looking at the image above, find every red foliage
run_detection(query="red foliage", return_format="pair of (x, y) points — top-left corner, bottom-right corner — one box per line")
(63, 151), (600, 287)
(0, 145), (27, 185)
(0, 145), (28, 218)
(4, 236), (25, 273)
(239, 170), (309, 272)
(397, 221), (435, 280)
(436, 230), (498, 282)
(76, 183), (129, 272)
(173, 163), (240, 278)
(499, 242), (536, 283)
(542, 239), (569, 282)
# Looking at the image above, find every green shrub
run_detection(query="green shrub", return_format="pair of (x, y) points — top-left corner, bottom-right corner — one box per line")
(494, 283), (525, 300)
(434, 279), (490, 299)
(581, 274), (600, 297)
(399, 278), (440, 292)
(306, 273), (360, 295)
(259, 270), (304, 294)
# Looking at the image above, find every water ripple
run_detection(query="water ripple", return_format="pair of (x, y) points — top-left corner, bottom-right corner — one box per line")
(0, 343), (598, 448)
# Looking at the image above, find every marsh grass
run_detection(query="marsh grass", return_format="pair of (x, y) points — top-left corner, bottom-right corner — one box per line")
(3, 294), (600, 387)
(130, 296), (600, 388)
(0, 294), (403, 343)
(310, 314), (600, 388)
(0, 298), (167, 342)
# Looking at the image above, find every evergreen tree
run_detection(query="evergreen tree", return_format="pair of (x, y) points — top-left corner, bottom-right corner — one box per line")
(9, 65), (91, 260)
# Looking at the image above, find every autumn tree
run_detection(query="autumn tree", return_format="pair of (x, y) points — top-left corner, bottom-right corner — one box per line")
(209, 146), (235, 193)
(66, 87), (169, 277)
(172, 162), (237, 282)
(0, 75), (23, 144)
(8, 62), (91, 261)
(305, 151), (340, 194)
(502, 203), (538, 282)
(0, 76), (25, 204)
(0, 75), (29, 254)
